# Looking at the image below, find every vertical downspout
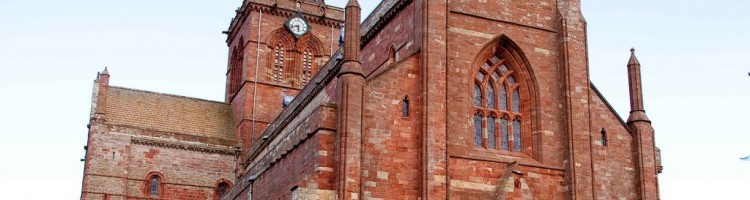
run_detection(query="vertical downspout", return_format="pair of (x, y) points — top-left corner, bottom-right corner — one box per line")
(251, 10), (263, 144)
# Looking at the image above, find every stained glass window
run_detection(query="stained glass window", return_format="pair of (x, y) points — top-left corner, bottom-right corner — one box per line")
(490, 56), (500, 64)
(500, 65), (509, 72)
(150, 176), (159, 196)
(513, 119), (521, 152)
(471, 45), (525, 153)
(512, 89), (520, 112)
(487, 84), (495, 109)
(474, 114), (482, 147)
(488, 116), (496, 149)
(473, 83), (482, 107)
(500, 117), (509, 151)
(500, 84), (507, 111)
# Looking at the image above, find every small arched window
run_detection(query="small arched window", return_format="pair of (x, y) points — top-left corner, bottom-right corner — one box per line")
(214, 179), (234, 200)
(218, 182), (229, 197)
(472, 50), (525, 153)
(149, 176), (160, 196)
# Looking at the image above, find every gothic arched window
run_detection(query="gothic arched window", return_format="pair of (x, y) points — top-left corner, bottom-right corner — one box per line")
(472, 53), (524, 152)
(229, 38), (245, 96)
(267, 29), (323, 88)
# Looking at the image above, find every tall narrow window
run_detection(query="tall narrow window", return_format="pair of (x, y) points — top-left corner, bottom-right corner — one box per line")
(500, 117), (509, 150)
(474, 113), (482, 147)
(512, 88), (520, 113)
(402, 96), (409, 117)
(471, 43), (526, 153)
(487, 84), (495, 109)
(500, 83), (507, 110)
(512, 119), (522, 151)
(150, 176), (160, 196)
(230, 39), (245, 95)
(473, 83), (482, 107)
(301, 48), (313, 85)
(601, 128), (608, 146)
(487, 116), (496, 148)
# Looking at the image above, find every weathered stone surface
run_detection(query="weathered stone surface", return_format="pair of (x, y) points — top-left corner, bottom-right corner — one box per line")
(82, 0), (661, 199)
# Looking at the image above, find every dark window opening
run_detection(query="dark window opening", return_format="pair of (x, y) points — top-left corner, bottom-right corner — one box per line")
(402, 96), (409, 117)
(218, 182), (229, 197)
(601, 128), (608, 146)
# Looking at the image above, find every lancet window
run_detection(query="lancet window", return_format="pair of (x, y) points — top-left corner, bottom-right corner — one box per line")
(228, 38), (245, 96)
(301, 48), (313, 85)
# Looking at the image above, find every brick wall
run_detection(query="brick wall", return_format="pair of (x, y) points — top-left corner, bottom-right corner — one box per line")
(82, 84), (238, 200)
(81, 125), (237, 200)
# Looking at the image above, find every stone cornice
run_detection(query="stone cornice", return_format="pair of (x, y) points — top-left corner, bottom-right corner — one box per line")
(131, 137), (237, 155)
(108, 124), (238, 147)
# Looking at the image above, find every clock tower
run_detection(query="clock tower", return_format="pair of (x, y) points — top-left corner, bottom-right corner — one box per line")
(223, 0), (344, 160)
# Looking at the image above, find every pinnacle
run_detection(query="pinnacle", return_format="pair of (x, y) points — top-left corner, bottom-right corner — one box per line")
(346, 0), (359, 7)
(628, 48), (640, 65)
(101, 66), (110, 75)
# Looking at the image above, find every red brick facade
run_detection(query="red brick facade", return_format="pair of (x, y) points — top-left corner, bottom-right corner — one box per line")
(82, 0), (662, 199)
(81, 70), (239, 200)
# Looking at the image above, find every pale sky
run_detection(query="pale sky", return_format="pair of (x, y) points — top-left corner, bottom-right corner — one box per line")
(0, 0), (747, 199)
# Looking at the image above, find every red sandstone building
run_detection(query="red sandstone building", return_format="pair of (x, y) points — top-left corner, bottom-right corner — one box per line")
(80, 0), (662, 199)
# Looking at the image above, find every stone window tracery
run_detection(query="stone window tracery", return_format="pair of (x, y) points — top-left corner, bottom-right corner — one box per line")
(472, 49), (525, 152)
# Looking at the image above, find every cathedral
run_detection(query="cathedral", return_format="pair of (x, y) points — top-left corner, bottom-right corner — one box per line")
(80, 0), (662, 199)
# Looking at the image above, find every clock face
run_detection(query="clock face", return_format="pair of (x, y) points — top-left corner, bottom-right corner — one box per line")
(286, 17), (309, 38)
